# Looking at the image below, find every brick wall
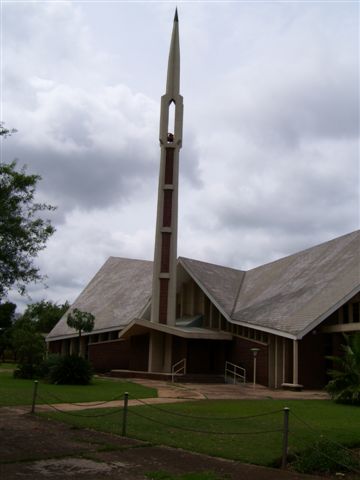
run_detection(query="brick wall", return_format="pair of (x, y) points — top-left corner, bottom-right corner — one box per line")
(48, 340), (62, 354)
(231, 337), (268, 386)
(88, 340), (130, 372)
(299, 332), (327, 388)
(129, 334), (149, 371)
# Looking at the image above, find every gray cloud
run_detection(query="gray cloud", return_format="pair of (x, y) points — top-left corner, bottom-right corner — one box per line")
(3, 2), (358, 312)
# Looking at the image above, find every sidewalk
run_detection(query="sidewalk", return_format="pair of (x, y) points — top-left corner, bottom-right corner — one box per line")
(30, 378), (329, 413)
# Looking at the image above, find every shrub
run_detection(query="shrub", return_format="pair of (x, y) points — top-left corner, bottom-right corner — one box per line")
(13, 363), (40, 379)
(326, 333), (360, 406)
(47, 355), (93, 385)
(292, 439), (360, 475)
(37, 354), (62, 380)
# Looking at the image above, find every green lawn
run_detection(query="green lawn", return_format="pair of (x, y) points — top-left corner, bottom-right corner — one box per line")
(40, 399), (360, 468)
(0, 371), (157, 406)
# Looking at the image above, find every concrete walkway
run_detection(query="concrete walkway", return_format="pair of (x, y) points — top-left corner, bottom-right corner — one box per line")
(31, 378), (329, 413)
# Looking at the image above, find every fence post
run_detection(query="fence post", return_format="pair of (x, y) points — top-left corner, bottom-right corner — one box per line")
(31, 380), (39, 414)
(282, 407), (290, 468)
(122, 392), (129, 436)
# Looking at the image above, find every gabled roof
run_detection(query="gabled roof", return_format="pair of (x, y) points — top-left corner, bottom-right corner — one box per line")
(46, 257), (153, 341)
(233, 230), (360, 338)
(183, 231), (360, 339)
(179, 257), (245, 316)
(47, 230), (360, 342)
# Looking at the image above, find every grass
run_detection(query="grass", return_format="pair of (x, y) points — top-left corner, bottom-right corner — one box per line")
(0, 370), (157, 406)
(40, 399), (360, 468)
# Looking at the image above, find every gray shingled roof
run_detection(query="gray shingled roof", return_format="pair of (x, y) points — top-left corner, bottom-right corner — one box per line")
(233, 230), (360, 338)
(179, 257), (245, 316)
(183, 231), (360, 339)
(47, 257), (153, 340)
(47, 231), (360, 342)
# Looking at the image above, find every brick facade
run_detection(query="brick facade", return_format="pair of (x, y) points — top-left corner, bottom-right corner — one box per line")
(231, 337), (268, 386)
(88, 339), (130, 372)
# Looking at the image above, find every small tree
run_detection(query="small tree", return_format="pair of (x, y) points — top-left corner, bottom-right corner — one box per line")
(11, 318), (46, 378)
(326, 333), (360, 405)
(66, 308), (95, 356)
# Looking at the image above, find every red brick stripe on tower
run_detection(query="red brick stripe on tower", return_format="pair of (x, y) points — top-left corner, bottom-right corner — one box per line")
(159, 278), (169, 324)
(164, 148), (174, 184)
(162, 190), (173, 227)
(161, 232), (171, 272)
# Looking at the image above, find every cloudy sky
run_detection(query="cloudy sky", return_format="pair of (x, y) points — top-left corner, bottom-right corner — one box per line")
(1, 1), (359, 311)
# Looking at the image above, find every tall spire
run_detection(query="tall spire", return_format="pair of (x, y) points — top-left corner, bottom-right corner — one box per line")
(166, 9), (180, 98)
(149, 10), (184, 372)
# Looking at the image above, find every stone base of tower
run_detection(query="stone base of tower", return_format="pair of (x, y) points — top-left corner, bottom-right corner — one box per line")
(148, 331), (173, 373)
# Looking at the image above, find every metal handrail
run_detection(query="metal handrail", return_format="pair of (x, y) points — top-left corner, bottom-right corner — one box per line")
(225, 361), (246, 384)
(171, 358), (187, 383)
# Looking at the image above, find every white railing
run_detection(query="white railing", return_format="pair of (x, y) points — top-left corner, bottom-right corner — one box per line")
(172, 358), (187, 383)
(225, 361), (246, 384)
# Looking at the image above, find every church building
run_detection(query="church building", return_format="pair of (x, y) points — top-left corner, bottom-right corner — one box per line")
(47, 12), (360, 390)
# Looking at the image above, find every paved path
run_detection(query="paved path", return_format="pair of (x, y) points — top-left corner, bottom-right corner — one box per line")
(30, 378), (328, 413)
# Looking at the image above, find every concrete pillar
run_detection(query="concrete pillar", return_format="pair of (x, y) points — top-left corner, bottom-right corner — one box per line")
(282, 338), (286, 384)
(148, 331), (172, 373)
(293, 340), (299, 385)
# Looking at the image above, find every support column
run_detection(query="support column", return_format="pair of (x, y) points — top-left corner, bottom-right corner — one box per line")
(281, 338), (303, 391)
(293, 339), (299, 385)
(282, 338), (286, 384)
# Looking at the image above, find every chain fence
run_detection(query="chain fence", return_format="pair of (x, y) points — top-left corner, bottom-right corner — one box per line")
(30, 381), (360, 475)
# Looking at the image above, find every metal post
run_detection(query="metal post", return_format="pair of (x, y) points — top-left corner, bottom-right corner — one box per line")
(282, 407), (290, 469)
(253, 356), (257, 388)
(31, 380), (38, 414)
(122, 392), (129, 436)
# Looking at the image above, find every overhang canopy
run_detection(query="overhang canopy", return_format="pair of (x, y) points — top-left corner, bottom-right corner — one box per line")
(119, 318), (233, 340)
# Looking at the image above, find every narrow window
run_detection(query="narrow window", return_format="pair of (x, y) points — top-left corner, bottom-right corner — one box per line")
(167, 100), (176, 142)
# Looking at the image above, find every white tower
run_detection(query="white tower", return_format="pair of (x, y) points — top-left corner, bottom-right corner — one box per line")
(149, 9), (183, 372)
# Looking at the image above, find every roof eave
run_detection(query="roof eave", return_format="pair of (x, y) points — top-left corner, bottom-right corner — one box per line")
(295, 284), (360, 340)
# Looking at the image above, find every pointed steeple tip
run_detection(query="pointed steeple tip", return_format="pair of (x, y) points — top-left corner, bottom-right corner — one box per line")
(174, 7), (178, 22)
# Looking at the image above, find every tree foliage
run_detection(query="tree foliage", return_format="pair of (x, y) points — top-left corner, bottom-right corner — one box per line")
(22, 300), (69, 333)
(0, 302), (16, 361)
(12, 318), (46, 378)
(0, 158), (56, 298)
(0, 122), (17, 138)
(67, 308), (95, 355)
(326, 333), (360, 405)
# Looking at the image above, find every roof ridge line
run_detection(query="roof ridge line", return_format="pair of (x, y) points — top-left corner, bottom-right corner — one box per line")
(230, 271), (246, 317)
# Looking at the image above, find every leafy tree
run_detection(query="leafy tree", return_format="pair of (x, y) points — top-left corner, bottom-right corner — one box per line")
(0, 122), (17, 138)
(0, 126), (55, 298)
(22, 300), (69, 333)
(0, 301), (16, 330)
(66, 308), (95, 355)
(0, 302), (16, 361)
(326, 333), (360, 405)
(12, 318), (46, 378)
